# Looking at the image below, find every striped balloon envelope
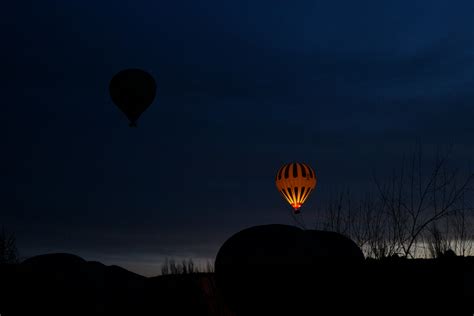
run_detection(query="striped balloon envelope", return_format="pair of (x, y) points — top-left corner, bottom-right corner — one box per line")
(275, 162), (317, 214)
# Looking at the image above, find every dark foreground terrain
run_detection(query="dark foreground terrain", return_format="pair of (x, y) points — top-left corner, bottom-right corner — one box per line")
(0, 253), (232, 316)
(1, 252), (474, 315)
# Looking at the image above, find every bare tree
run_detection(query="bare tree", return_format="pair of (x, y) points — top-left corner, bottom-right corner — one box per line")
(373, 148), (474, 258)
(160, 258), (202, 275)
(317, 147), (474, 259)
(449, 207), (473, 257)
(318, 190), (399, 258)
(0, 228), (19, 264)
(425, 222), (451, 258)
(205, 260), (214, 273)
(187, 258), (195, 273)
(181, 259), (188, 274)
(322, 189), (351, 235)
(161, 257), (170, 275)
(364, 195), (400, 258)
(169, 259), (179, 274)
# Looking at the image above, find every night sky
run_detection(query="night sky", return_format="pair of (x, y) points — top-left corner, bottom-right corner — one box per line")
(3, 0), (474, 276)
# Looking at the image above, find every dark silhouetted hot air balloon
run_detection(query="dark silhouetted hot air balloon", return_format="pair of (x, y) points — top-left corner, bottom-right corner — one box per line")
(214, 225), (364, 314)
(109, 69), (157, 127)
(275, 162), (316, 213)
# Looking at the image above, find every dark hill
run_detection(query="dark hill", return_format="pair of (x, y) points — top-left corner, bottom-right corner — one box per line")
(22, 252), (86, 266)
(1, 253), (219, 316)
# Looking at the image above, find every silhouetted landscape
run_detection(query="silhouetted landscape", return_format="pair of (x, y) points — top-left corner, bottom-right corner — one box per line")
(1, 225), (474, 315)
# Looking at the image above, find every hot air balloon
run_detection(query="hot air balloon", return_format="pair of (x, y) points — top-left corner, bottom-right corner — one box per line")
(215, 225), (364, 314)
(275, 162), (316, 213)
(109, 69), (157, 127)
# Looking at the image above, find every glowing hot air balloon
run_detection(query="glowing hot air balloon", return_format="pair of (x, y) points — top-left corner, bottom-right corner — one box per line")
(276, 162), (317, 214)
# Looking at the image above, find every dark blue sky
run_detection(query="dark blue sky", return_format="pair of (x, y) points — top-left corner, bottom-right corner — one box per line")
(3, 0), (474, 275)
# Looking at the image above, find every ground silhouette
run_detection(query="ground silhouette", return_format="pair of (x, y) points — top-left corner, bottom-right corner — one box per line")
(1, 253), (217, 316)
(1, 226), (474, 315)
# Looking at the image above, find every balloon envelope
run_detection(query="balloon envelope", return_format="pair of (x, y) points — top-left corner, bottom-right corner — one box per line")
(275, 162), (317, 213)
(109, 69), (157, 127)
(215, 225), (364, 314)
